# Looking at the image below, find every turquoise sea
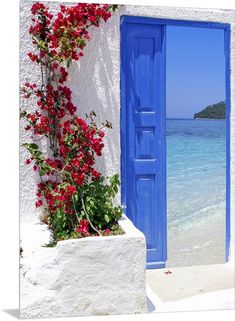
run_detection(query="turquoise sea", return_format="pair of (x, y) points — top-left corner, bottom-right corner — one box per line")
(167, 119), (226, 267)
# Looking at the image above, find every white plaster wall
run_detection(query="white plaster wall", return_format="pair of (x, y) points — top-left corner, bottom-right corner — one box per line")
(20, 0), (60, 222)
(20, 215), (147, 318)
(20, 0), (235, 262)
(20, 0), (40, 222)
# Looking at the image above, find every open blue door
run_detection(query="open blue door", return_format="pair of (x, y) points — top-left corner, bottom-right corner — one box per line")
(120, 16), (166, 269)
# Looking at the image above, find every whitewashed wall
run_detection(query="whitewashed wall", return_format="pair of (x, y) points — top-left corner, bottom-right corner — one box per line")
(20, 0), (235, 262)
(20, 0), (60, 222)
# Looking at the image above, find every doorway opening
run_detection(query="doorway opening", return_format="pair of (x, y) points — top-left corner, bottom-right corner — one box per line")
(166, 25), (228, 267)
(120, 16), (231, 269)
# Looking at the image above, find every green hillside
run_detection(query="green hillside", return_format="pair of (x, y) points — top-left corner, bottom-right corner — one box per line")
(193, 101), (226, 119)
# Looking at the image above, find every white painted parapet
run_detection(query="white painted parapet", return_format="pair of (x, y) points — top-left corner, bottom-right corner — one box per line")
(20, 215), (147, 318)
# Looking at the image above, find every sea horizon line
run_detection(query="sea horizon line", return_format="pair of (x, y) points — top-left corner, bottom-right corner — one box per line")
(166, 117), (225, 120)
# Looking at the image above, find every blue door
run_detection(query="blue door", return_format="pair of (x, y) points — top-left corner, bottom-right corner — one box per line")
(120, 16), (166, 269)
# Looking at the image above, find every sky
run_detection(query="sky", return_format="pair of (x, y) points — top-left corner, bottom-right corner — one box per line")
(166, 26), (225, 119)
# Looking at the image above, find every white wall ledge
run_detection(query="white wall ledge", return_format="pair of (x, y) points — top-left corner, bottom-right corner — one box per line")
(20, 215), (147, 319)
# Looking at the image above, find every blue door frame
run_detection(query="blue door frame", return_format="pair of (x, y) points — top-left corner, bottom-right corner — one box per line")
(120, 15), (231, 268)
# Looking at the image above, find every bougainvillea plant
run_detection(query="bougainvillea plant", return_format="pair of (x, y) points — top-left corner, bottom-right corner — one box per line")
(20, 2), (123, 243)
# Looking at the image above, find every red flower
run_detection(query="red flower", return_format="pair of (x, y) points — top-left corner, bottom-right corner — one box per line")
(40, 50), (46, 58)
(72, 158), (80, 167)
(65, 185), (76, 195)
(27, 52), (39, 62)
(89, 16), (97, 23)
(75, 219), (89, 233)
(99, 131), (105, 138)
(31, 2), (46, 15)
(91, 169), (101, 181)
(35, 199), (43, 208)
(105, 228), (111, 235)
(71, 51), (79, 60)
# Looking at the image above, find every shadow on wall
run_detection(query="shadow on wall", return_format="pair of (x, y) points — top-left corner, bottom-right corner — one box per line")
(68, 11), (121, 188)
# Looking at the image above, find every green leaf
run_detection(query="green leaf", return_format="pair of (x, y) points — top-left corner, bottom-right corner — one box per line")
(36, 152), (44, 160)
(39, 169), (47, 176)
(105, 201), (112, 208)
(104, 214), (110, 223)
(38, 40), (46, 49)
(46, 183), (53, 191)
(20, 111), (27, 119)
(23, 143), (39, 150)
(74, 193), (79, 203)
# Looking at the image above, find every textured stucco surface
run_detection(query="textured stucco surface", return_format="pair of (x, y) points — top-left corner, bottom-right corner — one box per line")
(20, 1), (235, 257)
(20, 0), (60, 222)
(20, 215), (147, 319)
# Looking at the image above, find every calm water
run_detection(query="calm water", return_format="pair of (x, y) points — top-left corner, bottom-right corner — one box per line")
(167, 119), (226, 267)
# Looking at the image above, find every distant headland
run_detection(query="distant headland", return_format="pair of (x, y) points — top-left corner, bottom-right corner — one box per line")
(193, 101), (226, 119)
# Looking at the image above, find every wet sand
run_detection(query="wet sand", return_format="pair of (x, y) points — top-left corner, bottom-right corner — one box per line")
(167, 214), (225, 267)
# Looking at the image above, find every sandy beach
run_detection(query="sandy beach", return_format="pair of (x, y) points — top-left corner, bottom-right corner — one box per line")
(167, 214), (225, 267)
